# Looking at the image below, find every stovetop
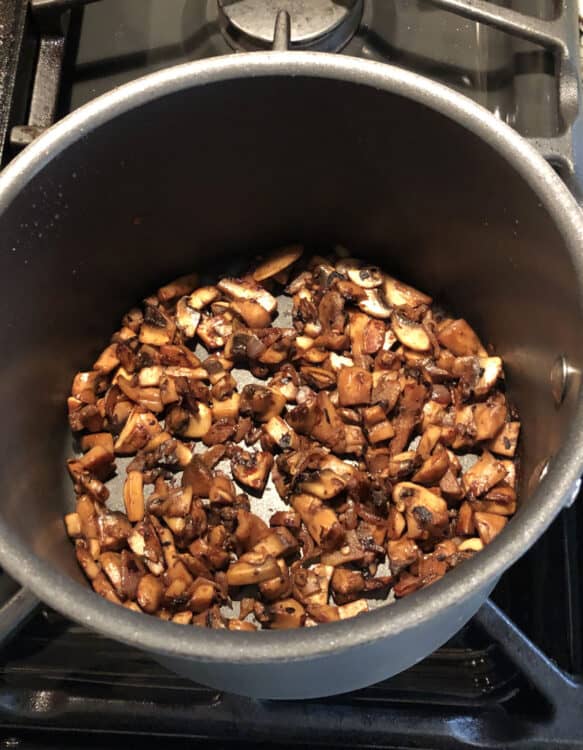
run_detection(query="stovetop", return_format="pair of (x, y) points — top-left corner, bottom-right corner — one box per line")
(0, 2), (582, 749)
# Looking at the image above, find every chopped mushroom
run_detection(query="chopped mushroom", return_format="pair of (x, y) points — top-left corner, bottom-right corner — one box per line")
(65, 248), (520, 628)
(438, 319), (487, 357)
(338, 367), (372, 406)
(474, 512), (507, 544)
(462, 451), (507, 497)
(218, 277), (277, 315)
(292, 493), (345, 551)
(231, 448), (273, 493)
(489, 422), (520, 457)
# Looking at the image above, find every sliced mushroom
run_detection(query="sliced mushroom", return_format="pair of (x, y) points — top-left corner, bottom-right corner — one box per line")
(167, 403), (212, 439)
(438, 319), (487, 357)
(253, 244), (303, 281)
(211, 392), (240, 421)
(371, 371), (401, 410)
(217, 277), (277, 315)
(157, 273), (199, 303)
(175, 296), (201, 338)
(123, 470), (145, 522)
(91, 344), (120, 375)
(391, 312), (431, 352)
(127, 519), (165, 575)
(358, 289), (392, 319)
(458, 537), (484, 552)
(137, 574), (164, 613)
(367, 420), (395, 444)
(346, 264), (383, 289)
(387, 537), (419, 574)
(188, 285), (219, 311)
(383, 275), (432, 307)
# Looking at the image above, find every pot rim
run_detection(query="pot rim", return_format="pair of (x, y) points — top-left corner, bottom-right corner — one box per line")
(0, 52), (582, 663)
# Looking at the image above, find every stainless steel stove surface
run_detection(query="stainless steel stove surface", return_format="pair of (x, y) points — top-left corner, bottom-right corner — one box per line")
(0, 2), (582, 748)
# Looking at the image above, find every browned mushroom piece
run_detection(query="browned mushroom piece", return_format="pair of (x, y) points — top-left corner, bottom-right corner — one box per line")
(338, 366), (372, 407)
(462, 451), (507, 497)
(338, 599), (369, 619)
(292, 493), (345, 551)
(252, 245), (303, 281)
(292, 564), (334, 607)
(437, 319), (487, 357)
(123, 470), (145, 522)
(197, 314), (233, 350)
(209, 474), (237, 505)
(114, 408), (162, 455)
(157, 273), (199, 304)
(239, 384), (286, 423)
(226, 552), (281, 586)
(181, 455), (213, 497)
(358, 289), (392, 319)
(391, 312), (431, 352)
(489, 421), (520, 457)
(311, 391), (347, 452)
(252, 527), (299, 558)
(473, 393), (508, 441)
(474, 511), (508, 545)
(258, 559), (292, 601)
(393, 482), (449, 540)
(228, 619), (257, 631)
(298, 468), (347, 500)
(231, 448), (273, 493)
(257, 597), (306, 629)
(98, 511), (132, 552)
(412, 444), (450, 485)
(127, 518), (165, 575)
(262, 416), (299, 451)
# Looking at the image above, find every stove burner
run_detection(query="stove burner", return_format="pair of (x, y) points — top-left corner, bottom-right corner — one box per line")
(218, 0), (363, 52)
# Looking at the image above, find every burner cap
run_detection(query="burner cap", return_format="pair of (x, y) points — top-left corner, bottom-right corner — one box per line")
(218, 0), (363, 52)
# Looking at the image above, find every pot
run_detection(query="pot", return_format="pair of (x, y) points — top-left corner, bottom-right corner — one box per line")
(0, 53), (581, 699)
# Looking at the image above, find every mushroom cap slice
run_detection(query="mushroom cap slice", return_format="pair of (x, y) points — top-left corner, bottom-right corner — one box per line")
(252, 244), (303, 281)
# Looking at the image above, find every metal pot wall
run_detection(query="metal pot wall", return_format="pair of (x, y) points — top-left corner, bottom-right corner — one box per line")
(0, 53), (581, 699)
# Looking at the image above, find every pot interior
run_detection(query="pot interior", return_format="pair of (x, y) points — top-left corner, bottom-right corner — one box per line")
(0, 71), (579, 587)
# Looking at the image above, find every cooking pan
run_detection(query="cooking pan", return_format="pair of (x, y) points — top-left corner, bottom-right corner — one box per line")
(0, 53), (581, 699)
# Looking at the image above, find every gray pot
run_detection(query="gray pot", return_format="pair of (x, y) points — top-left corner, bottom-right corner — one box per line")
(0, 53), (581, 699)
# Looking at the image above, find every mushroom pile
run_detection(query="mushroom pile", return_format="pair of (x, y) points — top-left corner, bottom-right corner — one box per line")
(65, 246), (520, 630)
